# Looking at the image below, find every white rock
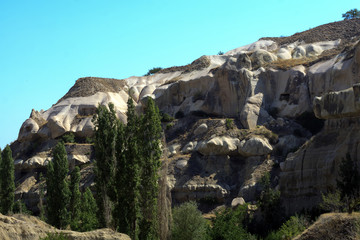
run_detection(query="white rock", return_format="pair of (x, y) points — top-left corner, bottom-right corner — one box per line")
(194, 123), (208, 135)
(176, 159), (188, 170)
(197, 136), (240, 156)
(238, 137), (273, 157)
(168, 144), (181, 157)
(231, 197), (246, 208)
(181, 141), (198, 154)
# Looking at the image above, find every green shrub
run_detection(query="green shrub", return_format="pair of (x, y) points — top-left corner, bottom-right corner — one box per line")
(40, 232), (69, 240)
(145, 67), (163, 76)
(166, 122), (174, 130)
(319, 189), (343, 213)
(225, 119), (234, 130)
(265, 215), (309, 240)
(85, 137), (93, 144)
(13, 200), (32, 215)
(208, 205), (256, 240)
(171, 201), (208, 240)
(61, 132), (75, 143)
(161, 112), (175, 122)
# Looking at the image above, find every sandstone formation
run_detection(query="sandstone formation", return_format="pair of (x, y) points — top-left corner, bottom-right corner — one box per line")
(0, 213), (130, 240)
(11, 19), (360, 217)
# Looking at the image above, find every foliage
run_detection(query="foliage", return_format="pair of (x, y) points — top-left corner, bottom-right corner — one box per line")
(208, 204), (256, 240)
(225, 118), (234, 130)
(258, 172), (283, 233)
(171, 201), (208, 240)
(342, 8), (360, 19)
(78, 188), (99, 232)
(218, 51), (224, 55)
(61, 132), (75, 143)
(46, 141), (71, 229)
(265, 215), (309, 240)
(0, 145), (15, 214)
(166, 122), (174, 130)
(69, 167), (81, 231)
(320, 189), (344, 213)
(336, 153), (360, 213)
(92, 103), (117, 227)
(13, 200), (31, 215)
(145, 67), (163, 76)
(39, 232), (69, 240)
(38, 173), (46, 221)
(161, 112), (175, 122)
(138, 97), (163, 240)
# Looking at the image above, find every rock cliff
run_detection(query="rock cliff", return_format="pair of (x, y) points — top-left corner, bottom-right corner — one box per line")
(11, 19), (360, 215)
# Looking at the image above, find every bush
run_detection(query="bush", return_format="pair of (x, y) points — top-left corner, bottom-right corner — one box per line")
(61, 132), (75, 143)
(161, 112), (175, 122)
(13, 200), (32, 215)
(145, 67), (163, 76)
(320, 190), (343, 213)
(342, 8), (360, 19)
(265, 215), (309, 240)
(171, 201), (208, 240)
(40, 232), (69, 240)
(208, 205), (256, 240)
(225, 119), (234, 130)
(218, 51), (224, 55)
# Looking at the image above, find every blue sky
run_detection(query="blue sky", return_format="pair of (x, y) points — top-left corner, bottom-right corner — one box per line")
(0, 0), (358, 148)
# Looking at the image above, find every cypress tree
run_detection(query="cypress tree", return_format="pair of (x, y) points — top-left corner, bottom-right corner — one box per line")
(46, 141), (71, 229)
(139, 97), (162, 240)
(38, 173), (46, 221)
(114, 98), (142, 240)
(79, 187), (99, 232)
(0, 145), (15, 214)
(69, 166), (81, 230)
(92, 103), (117, 227)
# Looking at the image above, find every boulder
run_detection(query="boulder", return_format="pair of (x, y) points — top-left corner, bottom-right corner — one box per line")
(292, 46), (306, 59)
(277, 47), (292, 60)
(251, 49), (278, 67)
(197, 136), (240, 156)
(231, 197), (246, 208)
(175, 159), (188, 170)
(238, 137), (273, 157)
(168, 143), (181, 157)
(18, 119), (39, 142)
(194, 123), (208, 135)
(181, 141), (198, 154)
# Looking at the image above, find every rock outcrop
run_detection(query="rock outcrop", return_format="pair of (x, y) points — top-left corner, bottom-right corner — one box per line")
(0, 213), (130, 240)
(11, 19), (360, 216)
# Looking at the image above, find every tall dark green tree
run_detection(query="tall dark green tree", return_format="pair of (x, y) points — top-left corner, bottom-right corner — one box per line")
(69, 166), (81, 230)
(0, 145), (15, 214)
(119, 98), (142, 240)
(79, 188), (99, 232)
(46, 141), (71, 229)
(139, 97), (162, 240)
(92, 103), (118, 227)
(337, 153), (360, 213)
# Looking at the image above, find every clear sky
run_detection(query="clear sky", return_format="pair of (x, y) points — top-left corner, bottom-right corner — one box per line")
(0, 0), (358, 149)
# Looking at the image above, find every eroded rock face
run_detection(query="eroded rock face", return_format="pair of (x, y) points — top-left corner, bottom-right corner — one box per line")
(197, 136), (240, 156)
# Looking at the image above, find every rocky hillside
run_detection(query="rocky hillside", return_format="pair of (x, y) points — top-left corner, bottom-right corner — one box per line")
(11, 18), (360, 215)
(0, 213), (130, 240)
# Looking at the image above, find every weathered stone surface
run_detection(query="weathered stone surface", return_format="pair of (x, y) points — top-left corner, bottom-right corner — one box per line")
(251, 49), (278, 67)
(194, 123), (208, 135)
(240, 93), (267, 129)
(313, 84), (360, 119)
(181, 141), (198, 154)
(238, 137), (273, 157)
(231, 197), (245, 208)
(197, 136), (240, 156)
(0, 213), (130, 240)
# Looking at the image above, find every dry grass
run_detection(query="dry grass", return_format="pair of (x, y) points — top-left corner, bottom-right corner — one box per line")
(267, 57), (316, 70)
(295, 212), (360, 240)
